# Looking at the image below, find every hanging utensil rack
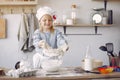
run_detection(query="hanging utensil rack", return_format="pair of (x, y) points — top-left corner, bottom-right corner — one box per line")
(0, 0), (38, 14)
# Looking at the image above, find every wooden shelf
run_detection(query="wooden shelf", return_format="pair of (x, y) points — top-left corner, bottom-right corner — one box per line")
(0, 0), (38, 6)
(93, 0), (120, 1)
(55, 24), (112, 35)
(55, 24), (112, 27)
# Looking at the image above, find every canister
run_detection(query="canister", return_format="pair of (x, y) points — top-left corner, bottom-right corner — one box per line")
(102, 17), (107, 24)
(84, 58), (94, 71)
(66, 19), (73, 25)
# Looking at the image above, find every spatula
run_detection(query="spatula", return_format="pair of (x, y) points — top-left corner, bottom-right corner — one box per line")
(106, 43), (114, 57)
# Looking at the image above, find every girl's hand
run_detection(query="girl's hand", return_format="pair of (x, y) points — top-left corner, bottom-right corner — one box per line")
(38, 40), (51, 49)
(59, 44), (69, 52)
(43, 48), (64, 57)
(38, 40), (46, 48)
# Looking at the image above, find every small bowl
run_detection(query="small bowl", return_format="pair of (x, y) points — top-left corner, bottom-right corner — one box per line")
(98, 67), (113, 74)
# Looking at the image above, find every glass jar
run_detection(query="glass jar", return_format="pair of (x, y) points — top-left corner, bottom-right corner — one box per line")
(83, 45), (94, 71)
(71, 4), (77, 24)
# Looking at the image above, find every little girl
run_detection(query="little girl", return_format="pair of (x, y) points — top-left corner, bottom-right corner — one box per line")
(33, 6), (69, 68)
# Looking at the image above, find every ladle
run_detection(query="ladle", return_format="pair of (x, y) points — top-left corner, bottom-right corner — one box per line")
(99, 46), (107, 51)
(99, 46), (111, 56)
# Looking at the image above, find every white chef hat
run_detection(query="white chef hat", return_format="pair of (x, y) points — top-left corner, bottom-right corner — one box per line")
(36, 6), (56, 21)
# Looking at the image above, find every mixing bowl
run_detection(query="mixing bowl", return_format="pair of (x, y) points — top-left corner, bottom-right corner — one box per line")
(41, 59), (62, 72)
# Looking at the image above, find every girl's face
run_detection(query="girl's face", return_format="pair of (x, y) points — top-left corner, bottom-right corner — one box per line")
(40, 14), (53, 31)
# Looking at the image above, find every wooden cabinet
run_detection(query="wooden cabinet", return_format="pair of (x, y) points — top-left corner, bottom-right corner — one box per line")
(0, 0), (38, 5)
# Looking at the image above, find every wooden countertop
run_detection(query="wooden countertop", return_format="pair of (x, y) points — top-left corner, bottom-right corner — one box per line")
(0, 67), (120, 80)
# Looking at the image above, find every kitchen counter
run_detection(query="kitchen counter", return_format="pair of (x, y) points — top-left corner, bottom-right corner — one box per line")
(0, 67), (120, 80)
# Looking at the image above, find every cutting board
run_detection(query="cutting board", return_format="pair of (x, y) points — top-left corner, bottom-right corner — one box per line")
(0, 18), (6, 38)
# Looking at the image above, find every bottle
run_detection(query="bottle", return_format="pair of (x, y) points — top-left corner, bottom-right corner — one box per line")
(71, 4), (77, 24)
(108, 10), (113, 24)
(84, 45), (94, 71)
(102, 17), (107, 25)
(101, 9), (108, 25)
(62, 14), (67, 24)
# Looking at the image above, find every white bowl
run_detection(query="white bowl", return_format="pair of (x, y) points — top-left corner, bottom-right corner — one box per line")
(41, 59), (62, 72)
(81, 59), (103, 70)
